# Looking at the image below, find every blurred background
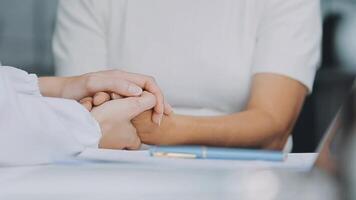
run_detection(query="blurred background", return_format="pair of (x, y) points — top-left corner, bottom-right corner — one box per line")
(0, 0), (355, 152)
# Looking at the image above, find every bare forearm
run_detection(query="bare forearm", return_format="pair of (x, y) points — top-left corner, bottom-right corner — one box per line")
(38, 75), (88, 100)
(166, 110), (290, 149)
(38, 77), (68, 97)
(134, 73), (307, 150)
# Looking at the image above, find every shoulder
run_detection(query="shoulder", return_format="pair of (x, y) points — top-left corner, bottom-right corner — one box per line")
(261, 0), (320, 16)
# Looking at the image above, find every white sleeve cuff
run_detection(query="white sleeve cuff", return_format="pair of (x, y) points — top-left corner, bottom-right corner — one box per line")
(43, 97), (102, 149)
(0, 66), (42, 96)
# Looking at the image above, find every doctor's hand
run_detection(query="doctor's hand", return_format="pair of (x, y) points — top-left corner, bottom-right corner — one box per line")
(39, 70), (172, 124)
(91, 91), (156, 149)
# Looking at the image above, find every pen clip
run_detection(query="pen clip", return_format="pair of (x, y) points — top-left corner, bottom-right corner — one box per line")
(152, 152), (197, 159)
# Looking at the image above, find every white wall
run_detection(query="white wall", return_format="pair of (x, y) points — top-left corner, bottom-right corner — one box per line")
(0, 0), (57, 75)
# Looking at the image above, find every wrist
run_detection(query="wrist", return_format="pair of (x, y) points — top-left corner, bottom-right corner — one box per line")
(159, 113), (186, 145)
(168, 115), (206, 145)
(91, 111), (110, 148)
(59, 76), (84, 100)
(38, 77), (67, 97)
(90, 108), (110, 136)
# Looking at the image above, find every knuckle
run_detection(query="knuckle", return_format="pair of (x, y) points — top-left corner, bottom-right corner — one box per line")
(112, 79), (128, 93)
(126, 97), (144, 112)
(142, 93), (157, 107)
(146, 93), (156, 103)
(147, 76), (156, 83)
(133, 98), (145, 109)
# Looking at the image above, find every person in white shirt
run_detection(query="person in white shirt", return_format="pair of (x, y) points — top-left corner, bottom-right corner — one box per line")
(53, 0), (322, 150)
(0, 65), (170, 166)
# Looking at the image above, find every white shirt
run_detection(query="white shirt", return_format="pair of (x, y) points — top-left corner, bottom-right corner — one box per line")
(0, 66), (101, 166)
(53, 0), (321, 116)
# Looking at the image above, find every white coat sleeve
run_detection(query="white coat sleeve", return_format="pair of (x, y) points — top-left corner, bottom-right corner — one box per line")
(0, 66), (101, 166)
(53, 0), (109, 76)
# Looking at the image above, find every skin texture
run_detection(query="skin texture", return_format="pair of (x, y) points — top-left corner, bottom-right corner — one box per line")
(37, 70), (171, 149)
(131, 73), (307, 150)
(38, 69), (172, 125)
(91, 92), (156, 149)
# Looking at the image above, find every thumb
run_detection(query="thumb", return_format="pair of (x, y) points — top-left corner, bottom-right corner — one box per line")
(123, 91), (156, 119)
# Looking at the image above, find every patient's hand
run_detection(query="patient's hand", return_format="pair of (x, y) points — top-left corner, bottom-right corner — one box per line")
(91, 92), (156, 149)
(132, 110), (175, 145)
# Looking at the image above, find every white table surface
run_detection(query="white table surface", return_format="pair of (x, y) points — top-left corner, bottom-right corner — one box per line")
(0, 150), (318, 200)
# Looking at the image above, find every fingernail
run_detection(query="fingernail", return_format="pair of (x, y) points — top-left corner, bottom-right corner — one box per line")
(128, 85), (142, 95)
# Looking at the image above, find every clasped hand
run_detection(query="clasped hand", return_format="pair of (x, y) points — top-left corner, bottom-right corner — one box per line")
(40, 69), (172, 150)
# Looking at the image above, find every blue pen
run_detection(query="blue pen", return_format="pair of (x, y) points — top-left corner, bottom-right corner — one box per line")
(150, 146), (286, 161)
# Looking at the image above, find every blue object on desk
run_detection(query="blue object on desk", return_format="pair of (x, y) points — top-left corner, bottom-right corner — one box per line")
(150, 146), (286, 161)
